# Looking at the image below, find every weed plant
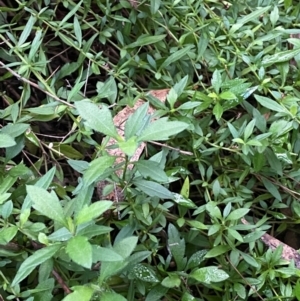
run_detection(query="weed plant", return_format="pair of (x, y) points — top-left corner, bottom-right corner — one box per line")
(1, 1), (300, 300)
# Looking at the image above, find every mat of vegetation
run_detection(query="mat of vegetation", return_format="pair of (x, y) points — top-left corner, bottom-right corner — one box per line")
(1, 0), (300, 300)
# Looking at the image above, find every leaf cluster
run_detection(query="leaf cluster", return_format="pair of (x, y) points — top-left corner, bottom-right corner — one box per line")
(1, 1), (300, 301)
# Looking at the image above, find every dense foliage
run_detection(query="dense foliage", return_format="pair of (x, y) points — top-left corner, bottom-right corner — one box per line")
(1, 0), (300, 300)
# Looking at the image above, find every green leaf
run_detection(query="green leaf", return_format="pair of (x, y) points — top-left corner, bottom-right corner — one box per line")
(75, 100), (119, 139)
(161, 274), (181, 288)
(101, 292), (127, 301)
(211, 70), (222, 93)
(73, 16), (82, 47)
(254, 95), (286, 113)
(189, 266), (229, 284)
(173, 193), (197, 209)
(66, 236), (92, 269)
(135, 160), (168, 182)
(92, 246), (123, 262)
(75, 201), (113, 225)
(99, 261), (128, 284)
(205, 245), (231, 258)
(226, 208), (250, 221)
(173, 75), (189, 96)
(1, 123), (30, 137)
(12, 244), (61, 286)
(118, 136), (139, 157)
(125, 102), (149, 139)
(293, 280), (300, 301)
(0, 133), (16, 147)
(240, 251), (259, 268)
(83, 156), (115, 186)
(186, 250), (208, 270)
(213, 103), (223, 121)
(150, 0), (161, 14)
(243, 119), (256, 141)
(28, 30), (43, 60)
(18, 15), (36, 46)
(132, 264), (159, 283)
(219, 91), (237, 100)
(261, 177), (282, 201)
(160, 45), (194, 70)
(114, 236), (138, 258)
(237, 6), (270, 25)
(168, 224), (186, 270)
(125, 34), (166, 48)
(262, 47), (300, 66)
(62, 286), (93, 301)
(138, 118), (188, 142)
(0, 226), (18, 244)
(96, 76), (118, 104)
(26, 186), (66, 226)
(59, 0), (83, 26)
(133, 179), (174, 199)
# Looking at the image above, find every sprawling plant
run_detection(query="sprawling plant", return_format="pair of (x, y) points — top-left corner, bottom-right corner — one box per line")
(1, 0), (300, 300)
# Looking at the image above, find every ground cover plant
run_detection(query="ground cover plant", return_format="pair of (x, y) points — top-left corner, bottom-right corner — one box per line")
(1, 0), (300, 300)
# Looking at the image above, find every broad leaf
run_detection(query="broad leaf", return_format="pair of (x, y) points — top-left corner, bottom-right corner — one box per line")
(0, 133), (16, 147)
(26, 186), (66, 226)
(125, 102), (149, 139)
(83, 156), (115, 186)
(189, 266), (229, 284)
(133, 179), (174, 199)
(132, 264), (159, 283)
(168, 224), (186, 271)
(75, 100), (119, 139)
(138, 118), (188, 142)
(62, 286), (93, 301)
(75, 201), (113, 225)
(92, 245), (123, 262)
(66, 236), (92, 269)
(12, 244), (61, 286)
(254, 95), (286, 113)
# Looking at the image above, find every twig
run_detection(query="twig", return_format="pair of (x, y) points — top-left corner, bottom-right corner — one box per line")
(149, 141), (193, 155)
(0, 61), (74, 108)
(52, 269), (72, 294)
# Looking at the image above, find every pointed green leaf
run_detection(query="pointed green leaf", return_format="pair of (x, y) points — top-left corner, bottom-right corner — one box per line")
(0, 133), (16, 147)
(62, 286), (93, 301)
(262, 47), (300, 66)
(12, 244), (61, 286)
(261, 177), (282, 201)
(83, 156), (115, 186)
(66, 236), (92, 269)
(114, 236), (138, 258)
(118, 136), (139, 156)
(101, 292), (127, 301)
(92, 246), (123, 262)
(160, 45), (194, 70)
(138, 118), (188, 142)
(254, 94), (286, 113)
(75, 201), (113, 225)
(125, 102), (149, 139)
(189, 266), (229, 284)
(135, 160), (168, 182)
(168, 224), (186, 270)
(132, 264), (159, 283)
(226, 208), (250, 221)
(237, 6), (270, 25)
(133, 179), (174, 199)
(125, 34), (166, 48)
(75, 100), (119, 139)
(26, 186), (66, 225)
(205, 245), (231, 258)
